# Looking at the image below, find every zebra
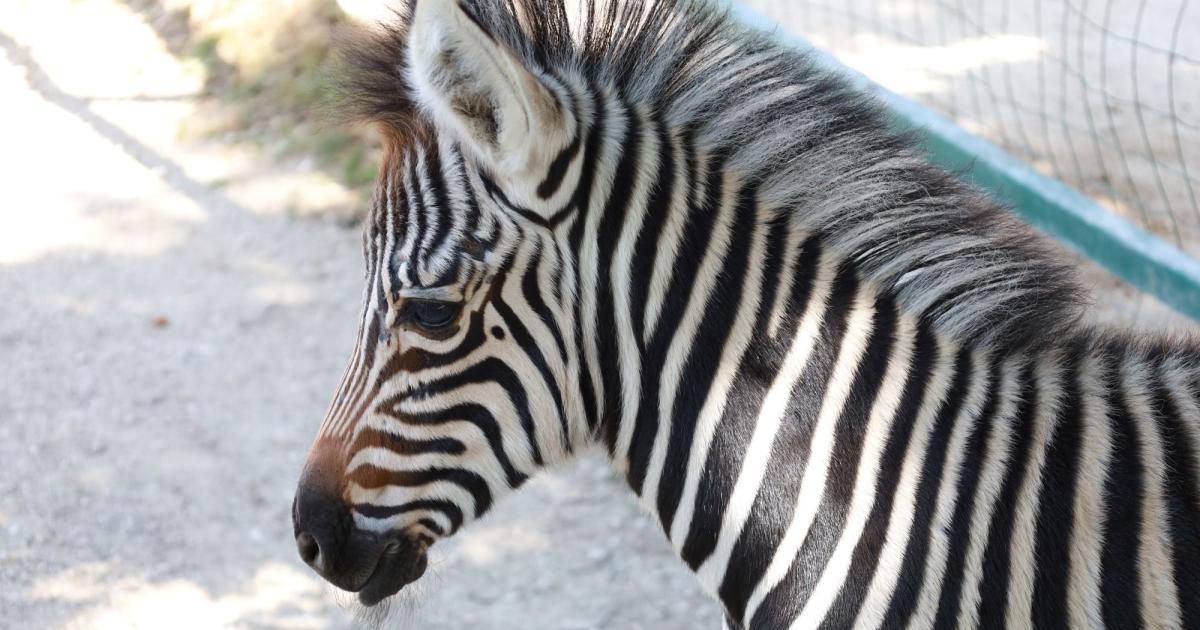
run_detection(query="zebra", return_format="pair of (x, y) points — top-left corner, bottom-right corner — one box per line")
(290, 0), (1200, 626)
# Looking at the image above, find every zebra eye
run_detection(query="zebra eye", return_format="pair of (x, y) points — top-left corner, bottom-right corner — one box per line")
(401, 300), (462, 330)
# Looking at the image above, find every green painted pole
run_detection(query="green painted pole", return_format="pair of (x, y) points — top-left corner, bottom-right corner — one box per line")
(733, 3), (1200, 321)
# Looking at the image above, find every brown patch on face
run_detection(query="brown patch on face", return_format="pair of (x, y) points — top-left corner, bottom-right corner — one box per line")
(343, 425), (460, 494)
(346, 445), (400, 491)
(348, 425), (427, 460)
(300, 437), (351, 501)
(375, 329), (435, 383)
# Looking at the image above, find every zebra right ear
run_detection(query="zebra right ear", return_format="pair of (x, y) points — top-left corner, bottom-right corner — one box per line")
(408, 0), (570, 179)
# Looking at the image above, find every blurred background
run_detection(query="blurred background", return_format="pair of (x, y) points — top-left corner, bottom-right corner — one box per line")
(0, 0), (1195, 628)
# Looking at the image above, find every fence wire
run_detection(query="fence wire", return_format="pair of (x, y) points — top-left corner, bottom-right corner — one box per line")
(745, 0), (1200, 263)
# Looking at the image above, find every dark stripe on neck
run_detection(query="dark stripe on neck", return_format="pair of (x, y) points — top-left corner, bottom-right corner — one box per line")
(1030, 343), (1085, 629)
(567, 84), (607, 434)
(654, 182), (760, 530)
(752, 295), (898, 626)
(1150, 360), (1200, 628)
(976, 362), (1040, 629)
(624, 149), (725, 493)
(536, 91), (583, 199)
(594, 98), (642, 453)
(678, 214), (795, 569)
(1099, 347), (1144, 629)
(878, 346), (974, 627)
(627, 115), (680, 352)
(821, 321), (940, 629)
(719, 257), (857, 624)
(932, 355), (1005, 629)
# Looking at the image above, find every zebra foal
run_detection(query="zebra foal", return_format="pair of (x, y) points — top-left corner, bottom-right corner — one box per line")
(290, 0), (1200, 627)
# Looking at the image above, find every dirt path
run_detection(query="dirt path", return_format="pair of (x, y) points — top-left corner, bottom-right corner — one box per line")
(1, 2), (1195, 630)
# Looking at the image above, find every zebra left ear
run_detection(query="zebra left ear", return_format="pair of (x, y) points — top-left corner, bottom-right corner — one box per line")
(408, 0), (569, 178)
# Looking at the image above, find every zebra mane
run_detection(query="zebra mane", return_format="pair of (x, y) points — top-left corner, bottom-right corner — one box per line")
(337, 0), (1085, 349)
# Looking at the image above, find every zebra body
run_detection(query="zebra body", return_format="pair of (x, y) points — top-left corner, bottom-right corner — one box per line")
(291, 0), (1200, 627)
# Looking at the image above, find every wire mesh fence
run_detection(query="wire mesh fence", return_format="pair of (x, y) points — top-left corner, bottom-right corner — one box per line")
(744, 0), (1200, 263)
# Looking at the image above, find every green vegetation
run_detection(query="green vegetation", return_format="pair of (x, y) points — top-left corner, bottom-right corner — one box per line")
(130, 0), (382, 212)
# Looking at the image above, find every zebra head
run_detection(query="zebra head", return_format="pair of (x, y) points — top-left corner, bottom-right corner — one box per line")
(292, 0), (588, 607)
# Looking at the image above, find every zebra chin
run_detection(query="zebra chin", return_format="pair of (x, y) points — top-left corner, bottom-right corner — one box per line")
(353, 533), (430, 607)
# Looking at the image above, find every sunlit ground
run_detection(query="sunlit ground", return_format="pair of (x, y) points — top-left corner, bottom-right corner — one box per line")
(1, 3), (718, 627)
(0, 2), (367, 625)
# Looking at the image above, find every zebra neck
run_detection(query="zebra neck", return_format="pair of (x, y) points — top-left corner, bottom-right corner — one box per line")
(584, 226), (1200, 628)
(557, 92), (1197, 625)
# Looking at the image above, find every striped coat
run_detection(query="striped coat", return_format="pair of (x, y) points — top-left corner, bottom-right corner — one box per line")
(290, 0), (1200, 627)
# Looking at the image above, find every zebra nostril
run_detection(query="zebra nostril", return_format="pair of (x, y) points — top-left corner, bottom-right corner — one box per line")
(297, 531), (320, 565)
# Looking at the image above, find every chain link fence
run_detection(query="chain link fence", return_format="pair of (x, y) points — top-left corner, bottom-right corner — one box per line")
(746, 0), (1200, 263)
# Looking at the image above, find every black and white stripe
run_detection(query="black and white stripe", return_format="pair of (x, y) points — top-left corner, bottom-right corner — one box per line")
(304, 0), (1200, 626)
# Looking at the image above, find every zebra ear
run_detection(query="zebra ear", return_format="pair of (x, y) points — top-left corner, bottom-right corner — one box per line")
(408, 0), (568, 177)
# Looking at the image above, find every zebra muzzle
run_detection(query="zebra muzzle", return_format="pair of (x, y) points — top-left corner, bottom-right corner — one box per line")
(293, 464), (430, 605)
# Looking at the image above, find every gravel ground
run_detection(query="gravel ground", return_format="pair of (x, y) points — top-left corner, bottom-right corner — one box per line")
(0, 1), (1195, 629)
(0, 2), (718, 628)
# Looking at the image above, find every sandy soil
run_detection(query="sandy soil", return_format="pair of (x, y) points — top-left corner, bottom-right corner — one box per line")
(0, 2), (718, 628)
(0, 1), (1195, 629)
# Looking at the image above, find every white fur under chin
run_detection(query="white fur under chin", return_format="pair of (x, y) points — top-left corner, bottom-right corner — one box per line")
(337, 561), (442, 629)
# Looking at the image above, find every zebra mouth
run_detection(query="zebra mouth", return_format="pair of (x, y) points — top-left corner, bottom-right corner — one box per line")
(357, 536), (429, 607)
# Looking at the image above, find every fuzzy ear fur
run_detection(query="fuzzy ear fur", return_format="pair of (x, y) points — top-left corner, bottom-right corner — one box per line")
(408, 0), (569, 178)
